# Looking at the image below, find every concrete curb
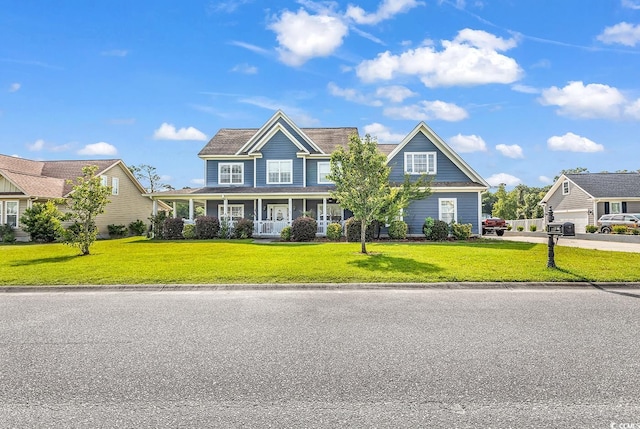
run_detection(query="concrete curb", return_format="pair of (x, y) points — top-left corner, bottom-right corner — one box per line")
(1, 282), (640, 293)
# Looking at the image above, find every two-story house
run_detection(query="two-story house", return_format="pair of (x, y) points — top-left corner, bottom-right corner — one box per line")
(148, 110), (489, 237)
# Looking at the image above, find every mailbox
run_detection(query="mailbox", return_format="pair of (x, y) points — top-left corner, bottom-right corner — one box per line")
(546, 222), (575, 236)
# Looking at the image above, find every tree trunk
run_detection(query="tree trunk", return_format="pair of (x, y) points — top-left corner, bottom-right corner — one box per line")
(360, 219), (367, 254)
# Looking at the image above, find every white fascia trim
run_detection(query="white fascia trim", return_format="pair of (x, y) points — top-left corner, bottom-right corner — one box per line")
(430, 187), (487, 192)
(248, 123), (310, 155)
(539, 174), (593, 205)
(386, 122), (489, 188)
(199, 155), (253, 160)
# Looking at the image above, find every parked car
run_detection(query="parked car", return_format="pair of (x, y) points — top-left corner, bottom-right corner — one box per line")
(596, 213), (640, 233)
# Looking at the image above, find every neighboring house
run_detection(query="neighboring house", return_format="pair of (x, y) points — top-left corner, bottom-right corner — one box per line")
(148, 110), (489, 237)
(540, 173), (640, 232)
(0, 154), (158, 241)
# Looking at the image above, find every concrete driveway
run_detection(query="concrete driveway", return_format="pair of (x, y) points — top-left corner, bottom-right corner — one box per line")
(489, 233), (640, 253)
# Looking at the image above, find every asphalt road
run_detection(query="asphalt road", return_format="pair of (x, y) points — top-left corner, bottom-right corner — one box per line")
(1, 289), (639, 428)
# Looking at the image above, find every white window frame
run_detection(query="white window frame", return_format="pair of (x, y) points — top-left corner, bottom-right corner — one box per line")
(266, 160), (293, 184)
(317, 203), (343, 221)
(438, 198), (457, 224)
(111, 177), (119, 195)
(610, 201), (622, 214)
(317, 161), (332, 184)
(562, 180), (570, 195)
(405, 152), (436, 175)
(218, 163), (244, 185)
(5, 201), (18, 227)
(218, 204), (244, 221)
(100, 175), (108, 187)
(0, 202), (3, 226)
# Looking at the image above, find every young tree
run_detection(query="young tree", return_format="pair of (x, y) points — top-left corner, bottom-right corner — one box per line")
(128, 164), (168, 192)
(20, 200), (66, 242)
(63, 165), (111, 255)
(329, 133), (430, 254)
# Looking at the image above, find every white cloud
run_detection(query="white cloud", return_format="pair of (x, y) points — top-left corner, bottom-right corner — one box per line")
(547, 132), (604, 153)
(101, 49), (129, 57)
(327, 82), (382, 106)
(539, 81), (626, 119)
(362, 123), (406, 143)
(384, 100), (468, 121)
(229, 41), (270, 55)
(622, 0), (640, 9)
(231, 63), (258, 74)
(9, 83), (21, 93)
(495, 143), (524, 158)
(356, 29), (522, 87)
(77, 142), (118, 156)
(597, 22), (640, 46)
(375, 85), (417, 103)
(27, 139), (45, 151)
(345, 0), (423, 25)
(538, 175), (553, 185)
(269, 9), (348, 66)
(511, 84), (539, 94)
(448, 134), (487, 153)
(486, 173), (521, 187)
(153, 123), (207, 141)
(624, 99), (640, 119)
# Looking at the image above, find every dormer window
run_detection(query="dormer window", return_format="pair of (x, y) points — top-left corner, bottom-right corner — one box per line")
(267, 160), (292, 184)
(405, 152), (436, 175)
(562, 180), (570, 195)
(219, 163), (244, 185)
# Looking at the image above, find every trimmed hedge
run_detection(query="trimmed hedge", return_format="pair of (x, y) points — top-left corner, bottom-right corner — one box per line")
(195, 216), (220, 239)
(163, 217), (184, 240)
(424, 218), (449, 241)
(233, 218), (254, 239)
(326, 223), (343, 241)
(345, 218), (375, 242)
(388, 220), (408, 239)
(291, 216), (317, 242)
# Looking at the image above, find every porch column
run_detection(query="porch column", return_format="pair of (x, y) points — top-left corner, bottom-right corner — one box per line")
(172, 202), (177, 218)
(223, 199), (228, 219)
(323, 198), (327, 234)
(189, 199), (194, 221)
(258, 198), (262, 222)
(288, 198), (293, 223)
(152, 200), (158, 216)
(303, 199), (306, 214)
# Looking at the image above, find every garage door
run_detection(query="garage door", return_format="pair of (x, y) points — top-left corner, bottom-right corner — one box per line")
(552, 210), (589, 234)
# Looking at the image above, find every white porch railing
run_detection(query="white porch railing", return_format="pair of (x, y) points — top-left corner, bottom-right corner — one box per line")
(251, 219), (346, 237)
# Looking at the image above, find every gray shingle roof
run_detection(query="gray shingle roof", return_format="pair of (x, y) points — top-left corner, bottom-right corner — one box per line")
(567, 173), (640, 198)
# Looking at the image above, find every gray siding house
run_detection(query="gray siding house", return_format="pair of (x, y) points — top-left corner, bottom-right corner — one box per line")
(540, 173), (640, 232)
(149, 111), (489, 237)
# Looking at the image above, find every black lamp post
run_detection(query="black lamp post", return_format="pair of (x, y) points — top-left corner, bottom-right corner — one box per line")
(547, 205), (556, 268)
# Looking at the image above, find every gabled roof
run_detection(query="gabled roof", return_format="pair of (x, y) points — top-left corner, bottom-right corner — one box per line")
(386, 122), (489, 187)
(0, 154), (135, 198)
(542, 173), (640, 202)
(198, 111), (358, 158)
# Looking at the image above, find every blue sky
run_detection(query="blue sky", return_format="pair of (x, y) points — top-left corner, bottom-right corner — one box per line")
(2, 0), (640, 190)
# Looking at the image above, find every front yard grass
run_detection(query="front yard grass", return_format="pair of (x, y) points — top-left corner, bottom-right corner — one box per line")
(0, 236), (638, 286)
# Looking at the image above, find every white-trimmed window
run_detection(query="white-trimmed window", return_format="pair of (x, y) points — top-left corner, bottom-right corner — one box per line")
(267, 160), (292, 184)
(5, 201), (18, 227)
(405, 152), (436, 175)
(111, 177), (119, 195)
(218, 204), (244, 221)
(219, 163), (244, 185)
(610, 202), (622, 214)
(562, 180), (570, 195)
(439, 198), (457, 224)
(100, 175), (108, 187)
(317, 162), (332, 184)
(0, 202), (3, 226)
(317, 203), (343, 221)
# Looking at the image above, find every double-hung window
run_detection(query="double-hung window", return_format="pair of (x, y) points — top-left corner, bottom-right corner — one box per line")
(5, 201), (18, 227)
(562, 180), (570, 195)
(100, 175), (108, 187)
(267, 160), (292, 184)
(111, 177), (119, 195)
(439, 198), (457, 224)
(218, 204), (244, 221)
(219, 163), (244, 185)
(405, 152), (436, 175)
(317, 162), (332, 184)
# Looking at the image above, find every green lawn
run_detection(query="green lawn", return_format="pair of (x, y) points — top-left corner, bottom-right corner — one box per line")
(1, 236), (638, 285)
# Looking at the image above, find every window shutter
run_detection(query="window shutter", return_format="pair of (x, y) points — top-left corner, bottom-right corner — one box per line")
(622, 202), (627, 213)
(604, 202), (610, 214)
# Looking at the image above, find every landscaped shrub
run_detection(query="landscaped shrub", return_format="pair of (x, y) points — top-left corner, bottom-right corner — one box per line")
(128, 219), (147, 236)
(163, 217), (184, 239)
(529, 224), (537, 232)
(423, 217), (435, 238)
(291, 216), (317, 242)
(182, 224), (196, 239)
(108, 224), (127, 238)
(388, 220), (408, 239)
(149, 211), (168, 239)
(326, 223), (343, 241)
(507, 224), (512, 231)
(632, 228), (640, 235)
(585, 225), (598, 233)
(233, 218), (254, 239)
(346, 217), (375, 242)
(0, 224), (16, 243)
(450, 222), (472, 240)
(517, 226), (524, 232)
(426, 219), (449, 241)
(19, 201), (66, 242)
(280, 226), (292, 241)
(612, 225), (628, 234)
(195, 216), (220, 239)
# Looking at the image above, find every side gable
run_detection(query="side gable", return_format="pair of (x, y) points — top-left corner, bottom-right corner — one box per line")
(387, 122), (488, 187)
